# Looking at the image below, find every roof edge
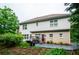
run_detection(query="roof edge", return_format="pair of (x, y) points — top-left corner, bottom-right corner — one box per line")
(20, 14), (70, 25)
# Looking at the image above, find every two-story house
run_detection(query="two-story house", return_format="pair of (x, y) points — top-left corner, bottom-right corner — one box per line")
(19, 14), (70, 44)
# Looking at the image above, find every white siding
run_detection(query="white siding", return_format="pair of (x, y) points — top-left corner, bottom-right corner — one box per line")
(27, 18), (70, 31)
(19, 25), (31, 34)
(19, 18), (70, 41)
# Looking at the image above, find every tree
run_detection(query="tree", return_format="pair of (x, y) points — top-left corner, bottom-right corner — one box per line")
(0, 6), (19, 34)
(65, 3), (79, 43)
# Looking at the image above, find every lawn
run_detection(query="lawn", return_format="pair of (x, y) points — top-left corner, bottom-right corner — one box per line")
(0, 46), (79, 55)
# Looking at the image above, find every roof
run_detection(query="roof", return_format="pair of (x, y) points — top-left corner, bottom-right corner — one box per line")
(20, 14), (70, 24)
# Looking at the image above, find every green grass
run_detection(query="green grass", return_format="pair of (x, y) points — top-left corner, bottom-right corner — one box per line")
(43, 48), (70, 55)
(32, 46), (41, 49)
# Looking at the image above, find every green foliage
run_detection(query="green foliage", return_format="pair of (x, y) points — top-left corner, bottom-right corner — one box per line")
(65, 3), (79, 43)
(47, 41), (53, 44)
(0, 33), (23, 47)
(49, 41), (53, 44)
(70, 14), (79, 43)
(47, 41), (50, 44)
(59, 42), (63, 45)
(0, 6), (19, 34)
(43, 48), (68, 55)
(0, 48), (12, 55)
(18, 41), (30, 48)
(32, 46), (40, 49)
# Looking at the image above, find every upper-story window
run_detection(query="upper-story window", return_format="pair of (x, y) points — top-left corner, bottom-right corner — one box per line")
(23, 24), (27, 29)
(36, 22), (38, 26)
(50, 19), (58, 27)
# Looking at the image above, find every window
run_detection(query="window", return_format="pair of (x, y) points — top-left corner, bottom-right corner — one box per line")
(26, 34), (29, 39)
(23, 34), (29, 39)
(23, 34), (27, 39)
(50, 20), (54, 27)
(35, 34), (40, 37)
(59, 33), (63, 38)
(50, 20), (58, 27)
(35, 34), (40, 39)
(36, 22), (38, 26)
(23, 24), (27, 29)
(49, 34), (53, 37)
(30, 34), (32, 39)
(54, 20), (58, 26)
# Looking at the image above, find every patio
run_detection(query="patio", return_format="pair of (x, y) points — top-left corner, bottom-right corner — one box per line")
(35, 43), (79, 50)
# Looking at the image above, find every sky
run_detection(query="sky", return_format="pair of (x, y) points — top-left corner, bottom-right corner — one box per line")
(0, 3), (69, 22)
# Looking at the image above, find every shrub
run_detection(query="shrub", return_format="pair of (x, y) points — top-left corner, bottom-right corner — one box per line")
(47, 41), (50, 44)
(0, 33), (23, 47)
(18, 41), (30, 48)
(50, 41), (53, 44)
(43, 48), (68, 55)
(59, 42), (63, 45)
(47, 41), (53, 44)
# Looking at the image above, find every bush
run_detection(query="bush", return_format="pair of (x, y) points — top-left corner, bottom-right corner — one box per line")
(18, 41), (30, 48)
(50, 41), (53, 44)
(0, 33), (23, 47)
(47, 41), (53, 44)
(43, 48), (68, 55)
(59, 42), (63, 45)
(47, 41), (50, 44)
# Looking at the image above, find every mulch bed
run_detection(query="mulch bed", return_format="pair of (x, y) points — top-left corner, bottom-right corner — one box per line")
(0, 47), (50, 55)
(0, 47), (79, 55)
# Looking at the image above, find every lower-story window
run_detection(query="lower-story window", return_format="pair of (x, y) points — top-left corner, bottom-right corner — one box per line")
(49, 34), (53, 37)
(59, 33), (63, 38)
(26, 34), (29, 39)
(30, 34), (32, 39)
(23, 34), (27, 39)
(35, 34), (40, 39)
(23, 34), (29, 39)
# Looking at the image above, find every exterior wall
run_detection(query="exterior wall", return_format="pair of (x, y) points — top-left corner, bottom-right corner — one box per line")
(19, 18), (70, 43)
(27, 18), (70, 32)
(19, 25), (31, 40)
(19, 25), (31, 34)
(32, 31), (71, 44)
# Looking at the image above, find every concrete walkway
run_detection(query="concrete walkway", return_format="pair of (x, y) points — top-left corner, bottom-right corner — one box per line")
(35, 44), (79, 50)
